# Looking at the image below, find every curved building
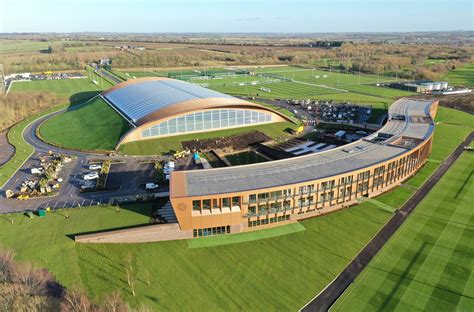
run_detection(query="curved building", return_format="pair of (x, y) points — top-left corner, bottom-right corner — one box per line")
(100, 77), (293, 147)
(170, 98), (438, 238)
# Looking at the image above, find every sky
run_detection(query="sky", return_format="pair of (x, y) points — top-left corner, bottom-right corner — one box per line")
(1, 0), (473, 33)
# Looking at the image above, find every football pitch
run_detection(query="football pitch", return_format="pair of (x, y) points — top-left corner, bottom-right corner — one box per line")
(115, 66), (414, 108)
(332, 151), (474, 312)
(9, 78), (102, 102)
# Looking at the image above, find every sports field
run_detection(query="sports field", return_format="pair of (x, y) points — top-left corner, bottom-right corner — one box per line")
(0, 200), (391, 310)
(443, 62), (474, 87)
(116, 66), (414, 108)
(225, 150), (269, 165)
(332, 151), (474, 311)
(10, 78), (102, 102)
(39, 96), (131, 151)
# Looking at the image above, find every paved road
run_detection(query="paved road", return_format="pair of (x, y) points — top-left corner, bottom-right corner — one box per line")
(301, 131), (474, 312)
(0, 104), (167, 213)
(0, 130), (15, 166)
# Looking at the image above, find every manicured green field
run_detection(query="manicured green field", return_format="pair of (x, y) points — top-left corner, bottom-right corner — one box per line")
(226, 150), (268, 165)
(114, 65), (404, 108)
(10, 78), (101, 101)
(0, 201), (391, 310)
(332, 151), (474, 312)
(39, 97), (131, 151)
(443, 62), (474, 86)
(0, 39), (50, 54)
(119, 121), (297, 155)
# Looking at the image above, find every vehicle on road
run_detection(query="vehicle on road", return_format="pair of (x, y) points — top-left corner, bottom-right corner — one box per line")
(145, 183), (159, 191)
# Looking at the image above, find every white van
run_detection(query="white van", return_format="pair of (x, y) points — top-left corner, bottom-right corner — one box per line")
(145, 183), (159, 191)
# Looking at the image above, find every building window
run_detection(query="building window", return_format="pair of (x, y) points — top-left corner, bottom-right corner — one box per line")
(249, 194), (256, 203)
(141, 109), (273, 139)
(222, 198), (230, 208)
(192, 200), (201, 211)
(193, 225), (230, 237)
(212, 199), (219, 209)
(202, 199), (211, 210)
(232, 196), (240, 207)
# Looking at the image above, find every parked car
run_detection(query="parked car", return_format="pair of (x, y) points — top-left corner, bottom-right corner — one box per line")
(83, 172), (99, 180)
(89, 164), (102, 170)
(145, 183), (159, 191)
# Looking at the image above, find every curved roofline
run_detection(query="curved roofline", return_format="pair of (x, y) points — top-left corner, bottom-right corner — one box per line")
(170, 98), (438, 197)
(102, 77), (295, 126)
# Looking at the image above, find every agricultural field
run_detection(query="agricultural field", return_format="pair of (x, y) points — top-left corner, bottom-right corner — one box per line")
(332, 151), (474, 312)
(39, 97), (131, 151)
(119, 121), (296, 155)
(0, 39), (50, 54)
(0, 200), (392, 310)
(443, 62), (474, 87)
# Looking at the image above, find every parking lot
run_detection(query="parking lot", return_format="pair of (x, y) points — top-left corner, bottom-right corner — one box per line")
(105, 161), (155, 190)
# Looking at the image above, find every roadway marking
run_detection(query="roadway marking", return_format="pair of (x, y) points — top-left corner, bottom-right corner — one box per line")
(81, 199), (85, 207)
(90, 200), (93, 206)
(62, 202), (68, 208)
(53, 202), (58, 209)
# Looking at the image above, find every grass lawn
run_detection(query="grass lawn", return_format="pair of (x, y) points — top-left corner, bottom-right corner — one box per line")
(225, 150), (269, 165)
(119, 121), (297, 155)
(332, 151), (474, 311)
(443, 62), (474, 87)
(39, 97), (131, 151)
(0, 201), (391, 310)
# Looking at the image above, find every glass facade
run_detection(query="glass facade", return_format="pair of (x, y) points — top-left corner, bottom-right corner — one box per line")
(141, 109), (273, 138)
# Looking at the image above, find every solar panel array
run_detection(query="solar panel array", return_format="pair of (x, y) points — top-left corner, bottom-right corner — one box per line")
(104, 79), (234, 124)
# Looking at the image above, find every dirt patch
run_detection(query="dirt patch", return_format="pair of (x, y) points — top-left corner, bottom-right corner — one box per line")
(182, 131), (271, 152)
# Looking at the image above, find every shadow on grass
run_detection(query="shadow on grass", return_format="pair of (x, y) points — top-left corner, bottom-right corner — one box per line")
(66, 222), (153, 241)
(64, 203), (154, 240)
(68, 91), (102, 108)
